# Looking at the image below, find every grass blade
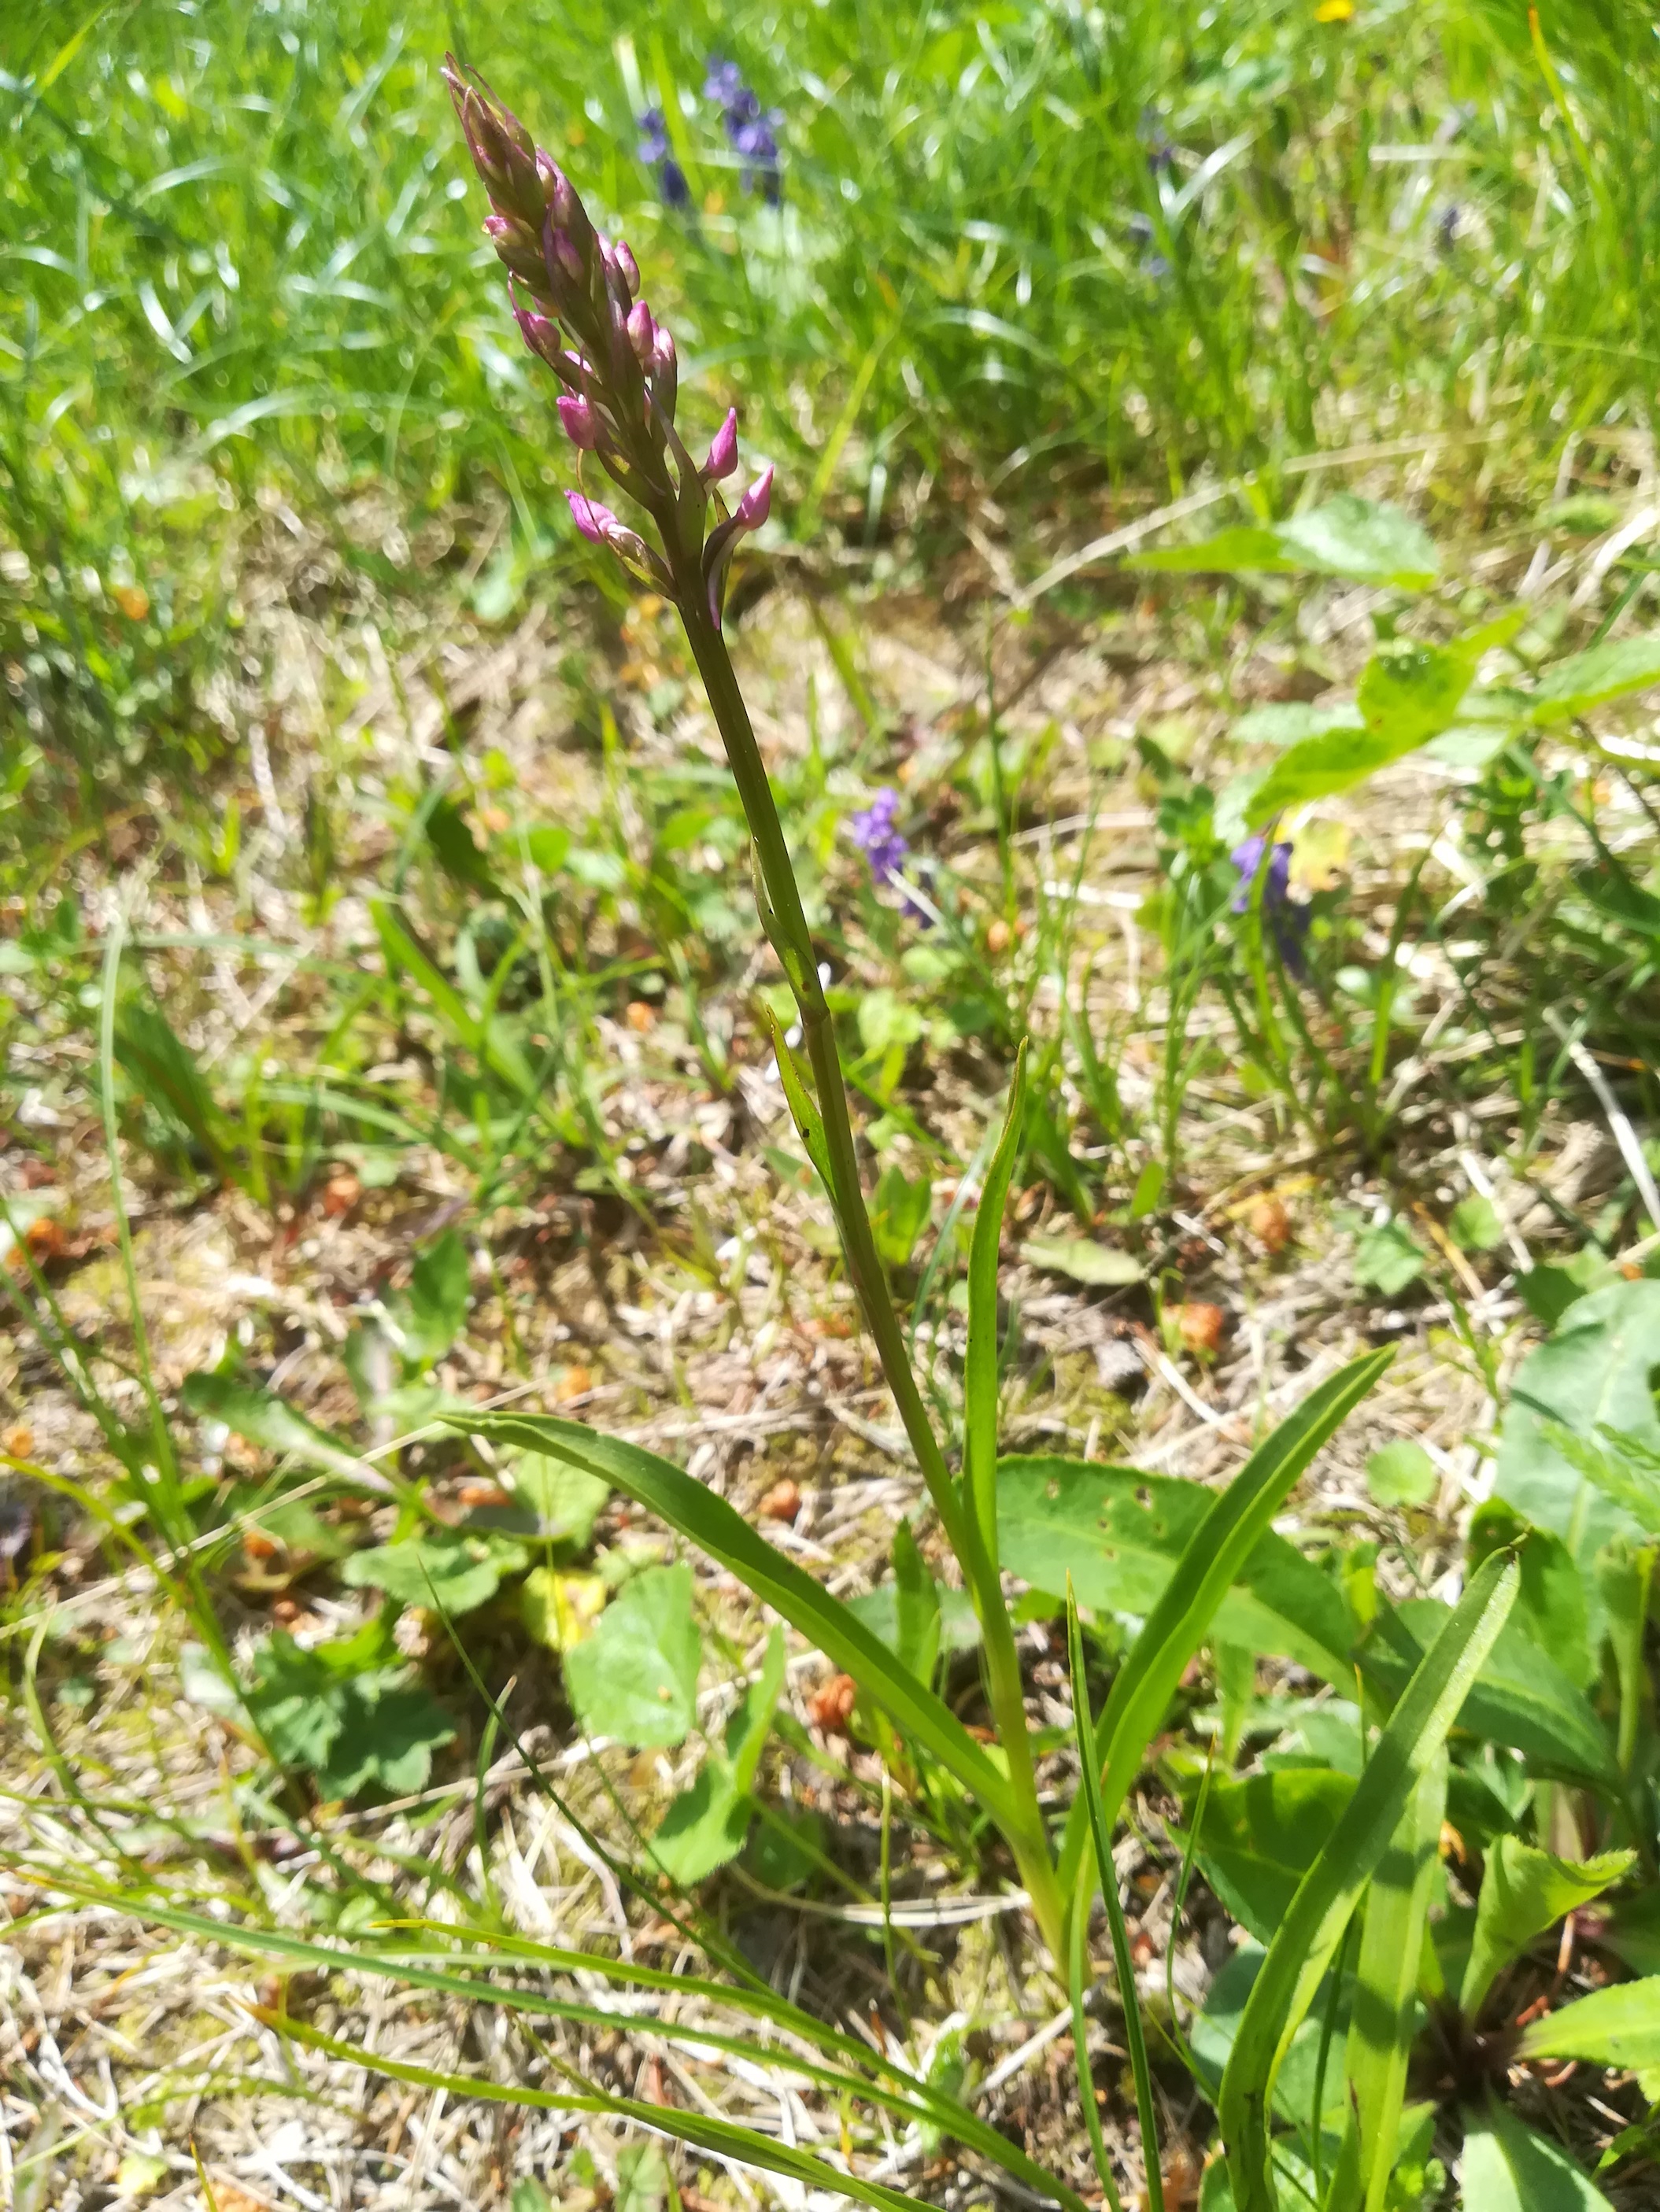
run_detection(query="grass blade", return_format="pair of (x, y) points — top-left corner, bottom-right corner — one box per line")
(444, 1413), (1026, 1844)
(1326, 1751), (1447, 2212)
(1218, 1548), (1518, 2212)
(257, 2006), (941, 2212)
(964, 1038), (1026, 1565)
(1057, 1348), (1392, 1904)
(1068, 1583), (1163, 2212)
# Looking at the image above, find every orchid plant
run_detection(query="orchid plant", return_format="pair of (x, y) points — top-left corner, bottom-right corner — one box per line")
(419, 60), (1550, 2212)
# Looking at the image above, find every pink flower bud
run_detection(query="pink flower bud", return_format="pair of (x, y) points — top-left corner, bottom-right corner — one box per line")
(614, 239), (640, 298)
(545, 224), (585, 288)
(627, 301), (656, 364)
(703, 408), (739, 482)
(484, 212), (549, 285)
(566, 490), (619, 545)
(556, 395), (601, 449)
(736, 464), (774, 529)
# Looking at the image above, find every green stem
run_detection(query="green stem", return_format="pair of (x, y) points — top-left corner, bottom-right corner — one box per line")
(675, 592), (1065, 1959)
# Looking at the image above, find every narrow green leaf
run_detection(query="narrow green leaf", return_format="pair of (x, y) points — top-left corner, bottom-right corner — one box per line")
(29, 1873), (1086, 2212)
(966, 1042), (1026, 1568)
(179, 1372), (390, 1491)
(113, 1002), (230, 1166)
(1460, 1838), (1633, 2019)
(1218, 1549), (1518, 2212)
(261, 2007), (945, 2212)
(1067, 1585), (1163, 2212)
(1331, 1753), (1447, 2212)
(762, 1006), (834, 1190)
(1056, 1349), (1392, 1903)
(444, 1411), (1025, 1837)
(372, 899), (536, 1095)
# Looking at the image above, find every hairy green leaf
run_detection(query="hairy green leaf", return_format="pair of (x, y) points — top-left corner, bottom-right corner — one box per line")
(1461, 1838), (1633, 2019)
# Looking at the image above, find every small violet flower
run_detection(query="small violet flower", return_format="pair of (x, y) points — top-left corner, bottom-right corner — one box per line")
(1230, 833), (1308, 975)
(704, 54), (783, 203)
(638, 108), (690, 209)
(850, 788), (909, 887)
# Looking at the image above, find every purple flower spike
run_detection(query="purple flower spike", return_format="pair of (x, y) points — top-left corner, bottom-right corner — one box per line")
(557, 394), (601, 449)
(700, 464), (775, 626)
(849, 789), (909, 887)
(703, 408), (739, 482)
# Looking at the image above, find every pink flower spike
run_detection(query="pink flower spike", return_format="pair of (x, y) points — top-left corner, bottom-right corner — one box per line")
(703, 408), (739, 481)
(566, 490), (619, 545)
(736, 463), (774, 529)
(556, 395), (601, 449)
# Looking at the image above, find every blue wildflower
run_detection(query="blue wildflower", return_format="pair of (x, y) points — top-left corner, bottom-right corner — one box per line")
(850, 788), (908, 886)
(703, 55), (783, 203)
(638, 108), (690, 209)
(1231, 833), (1308, 975)
(1436, 202), (1461, 255)
(1141, 107), (1177, 176)
(1127, 211), (1170, 282)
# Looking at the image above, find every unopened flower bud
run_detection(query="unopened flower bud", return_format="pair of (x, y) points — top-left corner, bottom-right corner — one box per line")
(627, 300), (656, 364)
(735, 463), (774, 529)
(567, 490), (620, 546)
(485, 212), (550, 286)
(703, 408), (739, 482)
(457, 86), (542, 224)
(545, 223), (585, 289)
(556, 394), (601, 449)
(614, 239), (640, 297)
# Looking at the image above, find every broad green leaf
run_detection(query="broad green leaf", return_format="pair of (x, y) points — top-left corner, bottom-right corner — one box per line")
(561, 1562), (701, 1749)
(1137, 496), (1438, 589)
(1450, 1195), (1506, 1252)
(509, 1454), (611, 1544)
(1183, 1768), (1356, 1944)
(1352, 1220), (1426, 1297)
(650, 1627), (786, 1883)
(1192, 1943), (1352, 2145)
(247, 1628), (455, 1799)
(1055, 1350), (1392, 1905)
(399, 1228), (470, 1364)
(1246, 639), (1478, 828)
(1536, 1422), (1660, 1538)
(341, 1528), (525, 1616)
(1494, 1281), (1660, 1605)
(999, 1456), (1353, 1682)
(1329, 1754), (1446, 2212)
(856, 986), (925, 1056)
(1233, 701), (1366, 749)
(966, 1043), (1027, 1575)
(1526, 633), (1660, 728)
(1462, 2097), (1618, 2210)
(180, 1372), (386, 1489)
(889, 1519), (941, 1685)
(1365, 1440), (1437, 1509)
(519, 1565), (607, 1650)
(615, 2144), (671, 2212)
(1518, 1974), (1660, 2096)
(1019, 1235), (1142, 1286)
(1360, 1600), (1614, 1785)
(1467, 1501), (1593, 1688)
(1218, 1549), (1518, 2212)
(845, 1575), (979, 1660)
(446, 1411), (1024, 1835)
(871, 1162), (933, 1268)
(1459, 1837), (1633, 2018)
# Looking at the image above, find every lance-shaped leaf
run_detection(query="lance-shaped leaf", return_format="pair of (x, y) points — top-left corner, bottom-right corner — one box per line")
(1219, 1549), (1518, 2212)
(442, 1411), (1025, 1839)
(1056, 1348), (1392, 1904)
(1461, 2096), (1618, 2210)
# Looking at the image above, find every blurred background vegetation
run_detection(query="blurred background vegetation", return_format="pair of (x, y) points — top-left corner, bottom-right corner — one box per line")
(6, 0), (1660, 848)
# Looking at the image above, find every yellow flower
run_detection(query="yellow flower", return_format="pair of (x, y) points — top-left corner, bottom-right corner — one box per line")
(1315, 0), (1355, 20)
